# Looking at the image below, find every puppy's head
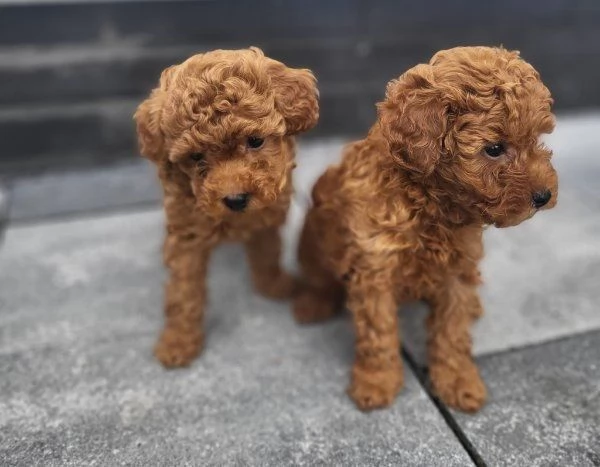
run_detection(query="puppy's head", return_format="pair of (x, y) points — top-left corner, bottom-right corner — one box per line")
(134, 47), (319, 216)
(378, 46), (557, 227)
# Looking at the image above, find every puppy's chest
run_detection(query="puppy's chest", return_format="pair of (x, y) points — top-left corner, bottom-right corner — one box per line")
(392, 228), (470, 294)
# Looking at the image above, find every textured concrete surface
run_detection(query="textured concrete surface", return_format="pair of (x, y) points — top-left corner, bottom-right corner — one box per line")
(2, 113), (599, 464)
(453, 331), (600, 467)
(0, 212), (471, 466)
(7, 115), (600, 360)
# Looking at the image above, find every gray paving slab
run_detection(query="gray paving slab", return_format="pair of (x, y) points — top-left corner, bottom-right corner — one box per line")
(452, 331), (600, 467)
(0, 211), (471, 466)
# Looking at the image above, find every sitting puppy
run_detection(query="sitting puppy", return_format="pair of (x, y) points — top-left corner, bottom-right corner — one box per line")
(294, 46), (557, 412)
(135, 47), (319, 367)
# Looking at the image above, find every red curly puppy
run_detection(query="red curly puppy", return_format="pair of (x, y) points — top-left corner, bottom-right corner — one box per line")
(294, 46), (557, 412)
(135, 47), (318, 367)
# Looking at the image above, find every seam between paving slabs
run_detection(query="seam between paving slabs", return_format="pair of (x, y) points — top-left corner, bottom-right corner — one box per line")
(402, 346), (487, 467)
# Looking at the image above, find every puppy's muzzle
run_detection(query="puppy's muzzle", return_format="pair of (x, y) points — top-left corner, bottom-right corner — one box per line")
(532, 190), (551, 209)
(223, 193), (250, 212)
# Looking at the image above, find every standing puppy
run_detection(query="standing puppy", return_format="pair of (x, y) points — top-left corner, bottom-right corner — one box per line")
(294, 46), (557, 412)
(135, 47), (319, 367)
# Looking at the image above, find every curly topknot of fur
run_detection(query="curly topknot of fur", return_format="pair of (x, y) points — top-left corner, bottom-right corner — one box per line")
(135, 47), (318, 163)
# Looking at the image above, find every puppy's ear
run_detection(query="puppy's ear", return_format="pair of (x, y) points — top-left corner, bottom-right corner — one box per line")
(134, 65), (178, 163)
(377, 64), (448, 176)
(267, 60), (319, 135)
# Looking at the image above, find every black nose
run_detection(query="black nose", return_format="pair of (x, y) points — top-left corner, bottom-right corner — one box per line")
(223, 193), (250, 212)
(532, 190), (551, 208)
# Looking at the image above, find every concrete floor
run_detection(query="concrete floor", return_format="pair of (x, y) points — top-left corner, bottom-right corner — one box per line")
(1, 113), (599, 466)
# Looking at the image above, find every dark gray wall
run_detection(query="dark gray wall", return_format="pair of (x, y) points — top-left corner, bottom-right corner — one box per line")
(1, 0), (598, 174)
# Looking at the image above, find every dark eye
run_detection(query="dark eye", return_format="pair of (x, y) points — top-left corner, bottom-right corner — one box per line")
(484, 143), (505, 158)
(190, 152), (205, 161)
(247, 136), (264, 149)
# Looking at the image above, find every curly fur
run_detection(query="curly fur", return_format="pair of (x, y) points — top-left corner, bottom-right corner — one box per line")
(294, 46), (558, 412)
(134, 47), (319, 367)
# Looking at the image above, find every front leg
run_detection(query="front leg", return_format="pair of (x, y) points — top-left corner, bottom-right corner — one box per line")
(347, 277), (403, 411)
(426, 277), (486, 412)
(154, 230), (211, 368)
(244, 226), (296, 300)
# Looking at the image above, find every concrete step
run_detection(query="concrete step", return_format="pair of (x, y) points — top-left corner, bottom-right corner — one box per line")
(1, 0), (595, 48)
(1, 21), (599, 108)
(0, 0), (599, 108)
(0, 99), (138, 175)
(0, 0), (359, 47)
(1, 0), (599, 173)
(0, 91), (376, 175)
(0, 40), (366, 105)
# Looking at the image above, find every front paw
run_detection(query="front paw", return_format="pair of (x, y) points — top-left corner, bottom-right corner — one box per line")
(154, 327), (203, 368)
(254, 271), (298, 300)
(429, 359), (487, 412)
(348, 363), (404, 411)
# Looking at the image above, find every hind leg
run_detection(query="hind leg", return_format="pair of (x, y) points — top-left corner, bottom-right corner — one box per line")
(293, 210), (344, 324)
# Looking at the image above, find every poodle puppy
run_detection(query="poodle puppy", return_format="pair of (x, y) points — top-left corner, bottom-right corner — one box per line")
(135, 47), (319, 367)
(294, 46), (557, 412)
